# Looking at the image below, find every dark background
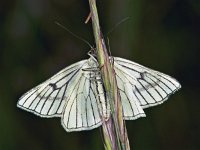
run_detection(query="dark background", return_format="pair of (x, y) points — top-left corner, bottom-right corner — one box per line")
(1, 0), (200, 150)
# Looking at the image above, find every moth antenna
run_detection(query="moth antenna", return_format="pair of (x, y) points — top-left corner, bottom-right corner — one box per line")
(106, 17), (130, 36)
(105, 17), (130, 58)
(55, 21), (93, 49)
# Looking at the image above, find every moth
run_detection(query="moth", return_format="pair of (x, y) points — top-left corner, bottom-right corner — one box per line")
(17, 54), (181, 132)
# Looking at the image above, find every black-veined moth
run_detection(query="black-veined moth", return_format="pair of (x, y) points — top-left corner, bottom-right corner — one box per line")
(17, 54), (181, 132)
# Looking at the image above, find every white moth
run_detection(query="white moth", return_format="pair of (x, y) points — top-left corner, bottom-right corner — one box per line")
(17, 56), (181, 132)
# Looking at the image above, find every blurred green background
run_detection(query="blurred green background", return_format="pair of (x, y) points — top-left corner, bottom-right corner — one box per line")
(1, 0), (200, 149)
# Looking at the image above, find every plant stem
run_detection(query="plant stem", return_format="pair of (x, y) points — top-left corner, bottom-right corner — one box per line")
(88, 0), (130, 149)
